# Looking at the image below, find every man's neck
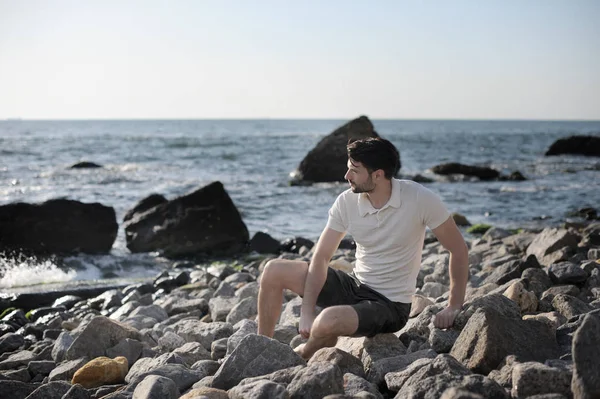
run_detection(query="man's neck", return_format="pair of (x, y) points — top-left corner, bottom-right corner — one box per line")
(366, 179), (393, 209)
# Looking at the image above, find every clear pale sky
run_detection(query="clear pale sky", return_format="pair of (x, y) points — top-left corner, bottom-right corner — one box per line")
(1, 1), (599, 120)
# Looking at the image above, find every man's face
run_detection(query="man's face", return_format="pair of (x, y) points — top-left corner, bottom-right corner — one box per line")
(344, 159), (376, 193)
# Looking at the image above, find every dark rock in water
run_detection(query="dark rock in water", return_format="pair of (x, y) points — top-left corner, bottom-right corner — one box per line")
(572, 312), (600, 398)
(0, 380), (39, 399)
(249, 232), (281, 254)
(27, 306), (66, 323)
(51, 295), (82, 309)
(124, 182), (249, 257)
(499, 171), (527, 181)
(6, 283), (128, 310)
(69, 161), (103, 169)
(123, 193), (168, 223)
(338, 238), (356, 250)
(281, 237), (315, 253)
(431, 163), (500, 180)
(0, 199), (117, 255)
(545, 135), (600, 157)
(293, 116), (386, 183)
(568, 207), (599, 221)
(1, 309), (28, 327)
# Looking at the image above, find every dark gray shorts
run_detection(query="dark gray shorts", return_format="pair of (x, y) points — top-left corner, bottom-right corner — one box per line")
(316, 267), (411, 337)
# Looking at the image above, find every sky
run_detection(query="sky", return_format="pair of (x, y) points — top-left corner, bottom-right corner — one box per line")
(0, 1), (599, 120)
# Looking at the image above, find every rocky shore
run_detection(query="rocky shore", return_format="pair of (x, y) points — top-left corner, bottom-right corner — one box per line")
(1, 219), (599, 399)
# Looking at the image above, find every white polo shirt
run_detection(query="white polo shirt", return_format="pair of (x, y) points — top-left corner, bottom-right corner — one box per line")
(326, 179), (450, 303)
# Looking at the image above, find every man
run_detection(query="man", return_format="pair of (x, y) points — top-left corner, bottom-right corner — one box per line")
(258, 137), (469, 360)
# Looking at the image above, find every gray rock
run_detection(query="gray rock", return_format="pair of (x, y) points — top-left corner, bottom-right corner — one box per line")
(384, 355), (469, 392)
(309, 347), (365, 379)
(572, 312), (600, 399)
(109, 302), (140, 320)
(106, 338), (143, 367)
(450, 308), (559, 375)
(526, 228), (578, 266)
(224, 272), (254, 284)
(548, 262), (589, 285)
(2, 368), (31, 382)
(213, 281), (236, 297)
(172, 320), (233, 351)
(0, 380), (38, 399)
(552, 294), (594, 319)
(235, 282), (259, 301)
(124, 316), (158, 331)
(343, 373), (383, 398)
(172, 342), (211, 367)
(158, 332), (186, 352)
(210, 337), (228, 360)
(272, 325), (297, 345)
(487, 355), (518, 390)
(440, 387), (485, 399)
(523, 268), (554, 297)
(511, 361), (572, 399)
(483, 256), (540, 286)
(453, 294), (521, 331)
(366, 349), (437, 388)
(228, 379), (288, 399)
(225, 297), (257, 326)
(190, 359), (220, 378)
(0, 350), (38, 371)
(129, 305), (168, 323)
(226, 319), (257, 356)
(48, 357), (88, 382)
(421, 282), (448, 298)
(211, 334), (305, 390)
(428, 328), (460, 353)
(0, 333), (24, 355)
(64, 316), (141, 361)
(483, 227), (513, 241)
(237, 365), (304, 387)
(27, 360), (55, 376)
(165, 299), (208, 316)
(25, 380), (71, 399)
(360, 334), (407, 370)
(541, 285), (581, 302)
(287, 362), (344, 399)
(126, 363), (200, 392)
(277, 296), (302, 327)
(62, 383), (90, 399)
(126, 353), (185, 382)
(208, 297), (238, 322)
(398, 304), (444, 346)
(52, 332), (74, 363)
(394, 373), (507, 399)
(132, 375), (179, 399)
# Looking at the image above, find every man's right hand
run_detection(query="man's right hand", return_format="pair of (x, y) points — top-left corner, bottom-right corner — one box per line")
(299, 310), (315, 338)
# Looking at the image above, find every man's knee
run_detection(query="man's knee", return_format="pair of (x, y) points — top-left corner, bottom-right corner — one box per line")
(260, 259), (281, 287)
(311, 307), (357, 338)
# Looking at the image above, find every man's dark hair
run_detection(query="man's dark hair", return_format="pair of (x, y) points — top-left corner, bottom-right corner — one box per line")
(347, 137), (400, 179)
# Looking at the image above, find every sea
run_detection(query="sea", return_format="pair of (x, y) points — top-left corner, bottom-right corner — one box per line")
(1, 119), (599, 290)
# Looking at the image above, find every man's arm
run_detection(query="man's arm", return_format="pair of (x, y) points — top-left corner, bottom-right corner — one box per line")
(431, 216), (469, 328)
(299, 227), (346, 337)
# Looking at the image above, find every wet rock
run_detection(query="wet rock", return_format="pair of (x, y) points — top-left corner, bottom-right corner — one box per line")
(526, 228), (578, 266)
(293, 116), (382, 183)
(249, 232), (281, 254)
(48, 357), (89, 382)
(552, 294), (594, 319)
(131, 375), (179, 399)
(70, 161), (102, 169)
(123, 193), (168, 224)
(64, 316), (141, 361)
(309, 347), (365, 379)
(212, 334), (305, 390)
(450, 308), (559, 374)
(545, 135), (600, 157)
(228, 378), (288, 399)
(431, 162), (500, 180)
(0, 332), (24, 355)
(1, 309), (28, 327)
(511, 361), (572, 399)
(571, 312), (600, 398)
(71, 356), (128, 388)
(287, 362), (344, 399)
(548, 262), (589, 285)
(123, 182), (249, 257)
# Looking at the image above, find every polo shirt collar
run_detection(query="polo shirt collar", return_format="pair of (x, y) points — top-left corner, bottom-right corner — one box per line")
(358, 178), (402, 216)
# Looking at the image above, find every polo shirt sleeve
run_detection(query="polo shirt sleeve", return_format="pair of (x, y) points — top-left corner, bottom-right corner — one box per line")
(325, 193), (348, 233)
(418, 185), (450, 229)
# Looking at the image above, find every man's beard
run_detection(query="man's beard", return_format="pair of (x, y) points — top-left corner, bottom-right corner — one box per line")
(350, 177), (375, 193)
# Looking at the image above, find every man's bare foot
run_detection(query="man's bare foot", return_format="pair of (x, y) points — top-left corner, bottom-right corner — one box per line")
(293, 343), (310, 360)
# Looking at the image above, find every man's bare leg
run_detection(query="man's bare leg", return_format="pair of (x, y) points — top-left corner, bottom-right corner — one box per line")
(294, 305), (359, 360)
(257, 259), (309, 337)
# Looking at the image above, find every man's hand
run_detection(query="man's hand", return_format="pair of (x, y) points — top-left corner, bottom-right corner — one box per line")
(433, 305), (461, 329)
(299, 310), (315, 338)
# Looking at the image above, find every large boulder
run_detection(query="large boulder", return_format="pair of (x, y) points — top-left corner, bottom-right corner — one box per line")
(292, 116), (386, 183)
(123, 193), (168, 223)
(571, 313), (600, 399)
(526, 228), (578, 266)
(450, 308), (559, 375)
(545, 135), (600, 157)
(431, 163), (500, 180)
(123, 182), (249, 257)
(0, 199), (117, 255)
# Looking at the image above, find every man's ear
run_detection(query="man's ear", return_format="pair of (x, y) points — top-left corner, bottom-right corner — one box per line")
(374, 169), (384, 180)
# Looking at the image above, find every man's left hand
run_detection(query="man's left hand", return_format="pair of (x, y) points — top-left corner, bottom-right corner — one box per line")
(433, 305), (461, 329)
